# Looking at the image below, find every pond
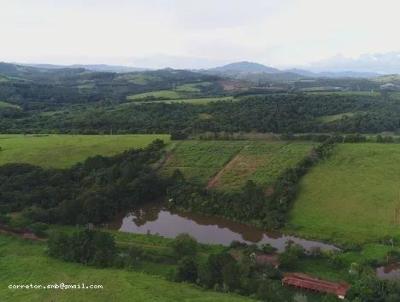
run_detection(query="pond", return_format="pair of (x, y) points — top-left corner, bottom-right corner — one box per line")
(376, 263), (400, 280)
(116, 203), (339, 253)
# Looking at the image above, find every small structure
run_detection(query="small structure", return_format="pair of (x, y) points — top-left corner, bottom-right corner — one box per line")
(282, 273), (350, 299)
(255, 254), (280, 268)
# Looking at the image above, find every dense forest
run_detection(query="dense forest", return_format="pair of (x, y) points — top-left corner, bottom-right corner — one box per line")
(1, 62), (400, 135)
(0, 140), (166, 225)
(2, 93), (399, 134)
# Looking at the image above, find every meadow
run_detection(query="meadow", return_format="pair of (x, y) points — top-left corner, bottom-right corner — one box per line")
(0, 234), (252, 302)
(0, 134), (169, 168)
(161, 140), (313, 189)
(288, 143), (400, 244)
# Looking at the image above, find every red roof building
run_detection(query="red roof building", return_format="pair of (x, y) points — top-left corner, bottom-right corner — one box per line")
(282, 273), (350, 299)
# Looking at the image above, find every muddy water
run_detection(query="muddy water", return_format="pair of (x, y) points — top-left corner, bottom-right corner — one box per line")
(376, 263), (400, 280)
(117, 203), (339, 253)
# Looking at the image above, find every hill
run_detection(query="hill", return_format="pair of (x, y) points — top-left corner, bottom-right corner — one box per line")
(207, 61), (280, 74)
(289, 143), (400, 244)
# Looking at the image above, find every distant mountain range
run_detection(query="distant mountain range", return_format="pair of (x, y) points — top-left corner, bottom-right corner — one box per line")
(202, 61), (381, 81)
(307, 52), (400, 74)
(22, 63), (146, 73)
(1, 59), (398, 84)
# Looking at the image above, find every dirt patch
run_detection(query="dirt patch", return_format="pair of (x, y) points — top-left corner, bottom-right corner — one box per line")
(0, 226), (45, 241)
(207, 152), (247, 189)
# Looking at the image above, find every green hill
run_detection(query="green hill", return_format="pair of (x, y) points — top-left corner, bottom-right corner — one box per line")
(289, 143), (400, 244)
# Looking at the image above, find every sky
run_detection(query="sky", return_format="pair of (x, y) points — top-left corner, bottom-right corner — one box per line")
(1, 0), (400, 69)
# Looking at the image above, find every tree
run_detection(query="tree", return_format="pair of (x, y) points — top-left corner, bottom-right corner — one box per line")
(171, 233), (198, 259)
(222, 262), (240, 291)
(175, 256), (198, 283)
(47, 229), (116, 268)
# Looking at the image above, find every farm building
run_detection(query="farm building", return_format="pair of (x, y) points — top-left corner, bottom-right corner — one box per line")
(282, 273), (350, 299)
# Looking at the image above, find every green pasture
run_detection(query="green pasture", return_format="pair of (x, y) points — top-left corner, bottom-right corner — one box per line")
(289, 143), (400, 244)
(0, 134), (169, 168)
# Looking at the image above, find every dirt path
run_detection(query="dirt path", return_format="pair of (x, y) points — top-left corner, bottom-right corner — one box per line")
(0, 226), (45, 241)
(206, 147), (245, 190)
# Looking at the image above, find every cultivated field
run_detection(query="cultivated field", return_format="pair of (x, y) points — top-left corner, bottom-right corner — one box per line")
(0, 234), (251, 302)
(0, 134), (169, 168)
(213, 142), (313, 190)
(161, 140), (246, 185)
(289, 143), (400, 244)
(161, 140), (313, 189)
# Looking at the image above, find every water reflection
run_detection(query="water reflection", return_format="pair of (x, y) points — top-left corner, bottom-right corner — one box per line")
(118, 203), (339, 253)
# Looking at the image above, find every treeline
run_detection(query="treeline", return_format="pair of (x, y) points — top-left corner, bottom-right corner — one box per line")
(0, 140), (166, 225)
(2, 93), (400, 134)
(167, 138), (336, 229)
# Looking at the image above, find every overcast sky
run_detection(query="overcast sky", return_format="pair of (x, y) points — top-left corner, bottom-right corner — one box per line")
(1, 0), (400, 68)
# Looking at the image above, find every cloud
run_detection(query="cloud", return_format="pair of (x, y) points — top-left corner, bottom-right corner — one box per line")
(0, 0), (399, 68)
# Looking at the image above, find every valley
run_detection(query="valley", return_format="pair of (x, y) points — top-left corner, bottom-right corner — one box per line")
(1, 62), (400, 302)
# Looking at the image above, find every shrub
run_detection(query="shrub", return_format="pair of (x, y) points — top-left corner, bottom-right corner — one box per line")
(175, 256), (198, 282)
(171, 233), (198, 259)
(28, 222), (48, 237)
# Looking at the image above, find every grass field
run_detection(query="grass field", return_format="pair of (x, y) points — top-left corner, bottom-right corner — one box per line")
(134, 96), (234, 105)
(317, 112), (356, 123)
(0, 101), (20, 109)
(161, 140), (312, 189)
(127, 90), (182, 101)
(0, 134), (169, 168)
(126, 82), (216, 102)
(288, 143), (400, 244)
(0, 234), (252, 302)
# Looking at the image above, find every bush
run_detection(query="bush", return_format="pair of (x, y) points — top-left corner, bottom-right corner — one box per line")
(47, 229), (116, 267)
(28, 222), (48, 237)
(175, 256), (198, 282)
(171, 233), (198, 259)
